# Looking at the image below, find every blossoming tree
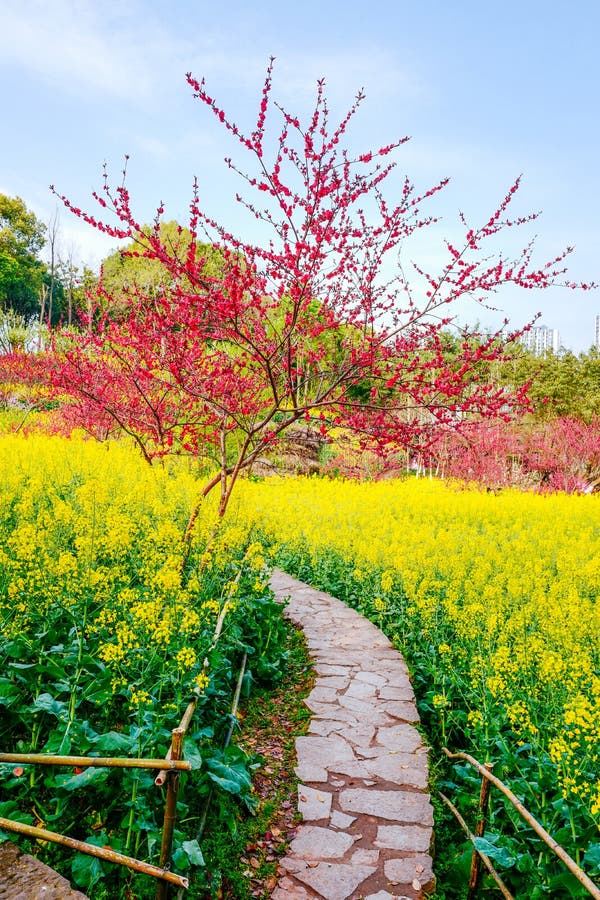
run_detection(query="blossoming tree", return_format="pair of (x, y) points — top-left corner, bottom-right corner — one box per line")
(45, 59), (590, 519)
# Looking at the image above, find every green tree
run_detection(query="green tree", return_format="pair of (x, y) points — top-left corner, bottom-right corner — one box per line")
(496, 344), (600, 421)
(99, 220), (226, 319)
(0, 194), (47, 320)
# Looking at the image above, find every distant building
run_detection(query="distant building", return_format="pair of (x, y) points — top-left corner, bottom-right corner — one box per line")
(595, 315), (600, 349)
(521, 325), (560, 356)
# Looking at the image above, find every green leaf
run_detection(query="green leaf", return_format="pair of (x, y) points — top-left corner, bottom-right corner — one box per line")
(92, 731), (135, 754)
(119, 808), (157, 833)
(206, 769), (242, 794)
(3, 641), (30, 658)
(182, 839), (205, 866)
(42, 729), (72, 755)
(0, 801), (34, 824)
(71, 841), (105, 890)
(53, 767), (109, 791)
(473, 836), (516, 868)
(32, 693), (67, 718)
(547, 868), (591, 896)
(206, 759), (251, 795)
(182, 737), (202, 771)
(81, 683), (112, 705)
(584, 842), (600, 875)
(172, 847), (188, 870)
(0, 680), (20, 706)
(42, 659), (70, 680)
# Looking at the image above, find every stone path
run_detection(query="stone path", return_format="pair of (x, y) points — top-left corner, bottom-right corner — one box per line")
(270, 570), (435, 900)
(0, 841), (88, 899)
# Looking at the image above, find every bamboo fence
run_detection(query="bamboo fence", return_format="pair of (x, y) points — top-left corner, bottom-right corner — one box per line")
(442, 748), (600, 899)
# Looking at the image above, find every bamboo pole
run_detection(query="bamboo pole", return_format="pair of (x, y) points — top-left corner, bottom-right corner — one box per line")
(224, 651), (247, 748)
(438, 793), (514, 900)
(177, 696), (199, 735)
(156, 728), (185, 900)
(195, 654), (248, 844)
(0, 817), (188, 889)
(443, 748), (600, 899)
(467, 761), (494, 899)
(155, 693), (200, 788)
(156, 574), (241, 789)
(0, 752), (190, 771)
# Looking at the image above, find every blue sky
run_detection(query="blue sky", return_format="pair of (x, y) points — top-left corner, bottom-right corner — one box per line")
(1, 0), (598, 351)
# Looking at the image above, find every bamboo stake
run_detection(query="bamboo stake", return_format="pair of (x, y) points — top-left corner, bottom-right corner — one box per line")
(0, 752), (190, 771)
(443, 748), (600, 899)
(195, 654), (248, 844)
(0, 817), (188, 889)
(438, 793), (514, 900)
(467, 761), (494, 899)
(156, 728), (185, 900)
(224, 651), (247, 748)
(177, 696), (199, 735)
(155, 693), (200, 788)
(157, 571), (243, 788)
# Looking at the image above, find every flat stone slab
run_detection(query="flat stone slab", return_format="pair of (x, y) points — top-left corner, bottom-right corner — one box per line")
(376, 724), (425, 753)
(362, 752), (429, 788)
(375, 824), (434, 852)
(270, 570), (435, 898)
(385, 854), (436, 892)
(339, 788), (434, 825)
(0, 841), (88, 899)
(294, 862), (378, 900)
(330, 810), (356, 829)
(298, 784), (333, 821)
(289, 826), (355, 859)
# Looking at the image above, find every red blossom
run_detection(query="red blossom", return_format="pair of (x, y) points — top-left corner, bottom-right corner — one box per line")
(21, 61), (592, 518)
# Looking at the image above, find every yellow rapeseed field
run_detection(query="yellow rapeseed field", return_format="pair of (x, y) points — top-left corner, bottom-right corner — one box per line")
(2, 431), (598, 839)
(0, 432), (290, 894)
(235, 475), (600, 825)
(0, 432), (252, 709)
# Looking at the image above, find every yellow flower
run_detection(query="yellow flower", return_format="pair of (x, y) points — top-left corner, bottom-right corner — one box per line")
(468, 709), (483, 727)
(176, 647), (197, 670)
(201, 599), (220, 615)
(432, 693), (449, 709)
(235, 473), (600, 821)
(130, 687), (152, 707)
(195, 672), (210, 692)
(380, 570), (394, 593)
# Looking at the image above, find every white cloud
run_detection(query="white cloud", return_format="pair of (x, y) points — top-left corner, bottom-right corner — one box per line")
(0, 0), (179, 103)
(55, 218), (122, 270)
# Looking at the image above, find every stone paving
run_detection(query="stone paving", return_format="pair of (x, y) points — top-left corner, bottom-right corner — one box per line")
(270, 570), (435, 900)
(0, 841), (88, 899)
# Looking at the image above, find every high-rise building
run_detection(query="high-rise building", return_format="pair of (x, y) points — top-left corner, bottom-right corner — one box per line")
(595, 315), (600, 349)
(521, 325), (560, 355)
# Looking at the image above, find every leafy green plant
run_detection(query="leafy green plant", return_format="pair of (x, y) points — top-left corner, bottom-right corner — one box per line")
(0, 436), (292, 896)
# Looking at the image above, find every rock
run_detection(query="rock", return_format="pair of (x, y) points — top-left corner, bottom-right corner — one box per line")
(384, 854), (436, 892)
(374, 824), (433, 852)
(297, 785), (333, 821)
(339, 788), (434, 825)
(0, 841), (88, 899)
(294, 861), (377, 900)
(289, 826), (355, 859)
